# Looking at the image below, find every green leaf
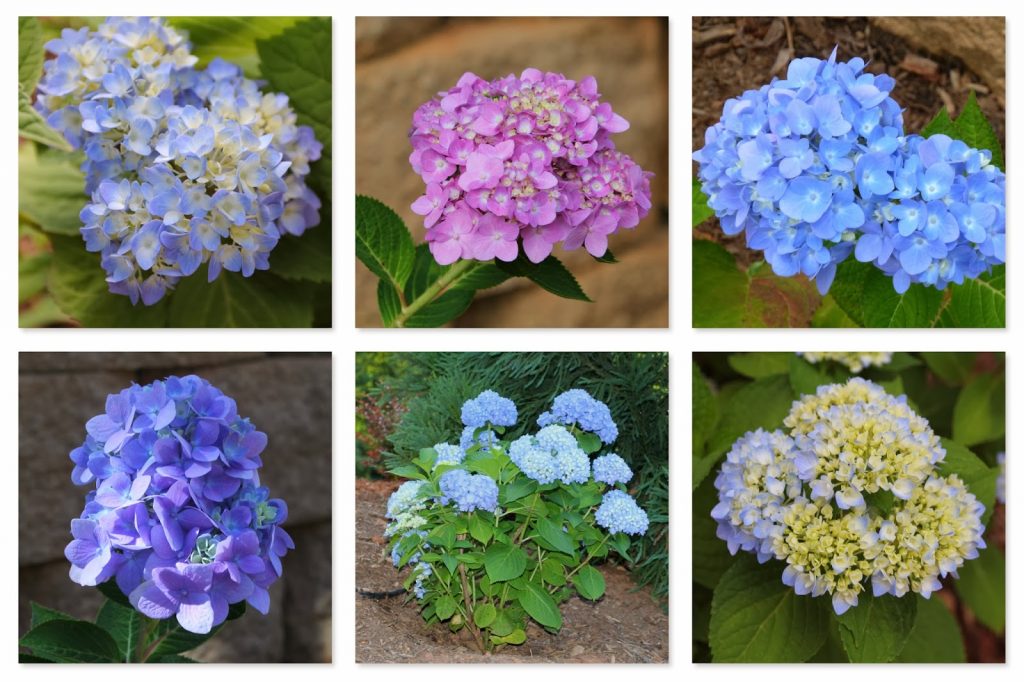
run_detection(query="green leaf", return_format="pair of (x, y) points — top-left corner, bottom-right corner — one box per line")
(692, 475), (735, 589)
(703, 375), (794, 467)
(451, 263), (511, 292)
(144, 621), (214, 660)
(355, 195), (415, 294)
(709, 555), (829, 662)
(30, 602), (75, 628)
(955, 545), (1005, 634)
(168, 270), (313, 327)
(515, 581), (562, 630)
(922, 107), (958, 138)
(96, 599), (144, 663)
(19, 251), (51, 305)
(48, 236), (170, 327)
(97, 580), (132, 607)
(571, 565), (606, 601)
(377, 280), (402, 328)
(474, 603), (497, 628)
(954, 91), (1004, 171)
(535, 517), (576, 555)
(500, 478), (537, 505)
(692, 362), (719, 457)
(19, 653), (54, 663)
(493, 628), (527, 645)
(692, 176), (714, 227)
(727, 352), (791, 378)
(18, 87), (73, 150)
(403, 243), (446, 301)
(952, 373), (1005, 446)
(541, 558), (568, 586)
(149, 654), (198, 663)
(426, 523), (456, 551)
(575, 431), (602, 454)
(171, 17), (302, 78)
(468, 514), (494, 544)
(936, 266), (1005, 328)
(811, 294), (859, 327)
(497, 253), (590, 302)
(921, 352), (977, 385)
(19, 17), (44, 92)
(20, 620), (121, 663)
(592, 249), (618, 263)
(19, 148), (86, 235)
(788, 354), (834, 397)
(268, 226), (332, 283)
(403, 290), (475, 328)
(484, 543), (527, 582)
(836, 590), (917, 662)
(828, 258), (871, 326)
(861, 265), (943, 327)
(894, 594), (966, 663)
(434, 595), (457, 621)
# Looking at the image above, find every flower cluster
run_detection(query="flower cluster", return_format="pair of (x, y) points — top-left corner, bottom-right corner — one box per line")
(798, 351), (892, 373)
(694, 47), (1005, 294)
(460, 389), (517, 428)
(509, 424), (591, 485)
(65, 376), (293, 634)
(592, 453), (633, 485)
(538, 388), (619, 444)
(438, 469), (500, 512)
(595, 489), (650, 535)
(35, 17), (322, 305)
(409, 69), (653, 265)
(712, 378), (985, 615)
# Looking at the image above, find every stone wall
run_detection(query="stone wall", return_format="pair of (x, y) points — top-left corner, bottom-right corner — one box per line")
(18, 352), (332, 663)
(356, 17), (670, 327)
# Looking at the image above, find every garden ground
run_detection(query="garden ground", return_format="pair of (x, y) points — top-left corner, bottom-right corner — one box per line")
(355, 479), (669, 663)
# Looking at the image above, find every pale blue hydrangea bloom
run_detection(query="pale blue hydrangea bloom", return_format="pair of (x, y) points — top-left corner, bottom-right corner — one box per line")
(433, 442), (465, 468)
(438, 469), (499, 513)
(538, 388), (618, 444)
(460, 390), (517, 428)
(591, 453), (633, 485)
(595, 489), (649, 535)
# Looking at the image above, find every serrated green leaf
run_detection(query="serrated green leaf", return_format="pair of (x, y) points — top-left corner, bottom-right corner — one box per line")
(952, 373), (1004, 446)
(592, 249), (618, 263)
(269, 226), (332, 283)
(474, 603), (497, 628)
(811, 294), (859, 327)
(954, 91), (1004, 171)
(703, 375), (794, 466)
(954, 545), (1005, 634)
(435, 595), (457, 621)
(402, 289), (474, 327)
(828, 259), (871, 326)
(468, 514), (493, 544)
(515, 581), (562, 630)
(168, 269), (313, 327)
(894, 594), (966, 663)
(19, 87), (73, 150)
(19, 148), (85, 235)
(935, 266), (1005, 328)
(571, 565), (606, 601)
(19, 17), (44, 92)
(30, 602), (75, 629)
(693, 176), (714, 227)
(497, 253), (590, 302)
(484, 543), (527, 583)
(692, 475), (735, 589)
(837, 590), (917, 662)
(451, 263), (511, 291)
(170, 17), (301, 78)
(861, 266), (943, 327)
(144, 620), (214, 660)
(709, 554), (828, 662)
(355, 195), (415, 294)
(20, 620), (120, 663)
(377, 279), (401, 328)
(535, 517), (575, 555)
(692, 362), (719, 459)
(728, 352), (791, 378)
(922, 107), (958, 139)
(96, 599), (143, 663)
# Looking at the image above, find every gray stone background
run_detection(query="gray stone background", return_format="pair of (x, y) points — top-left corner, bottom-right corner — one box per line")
(356, 17), (670, 328)
(19, 352), (332, 662)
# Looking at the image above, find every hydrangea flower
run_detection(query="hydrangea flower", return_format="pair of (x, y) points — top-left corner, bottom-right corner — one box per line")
(798, 351), (892, 373)
(460, 426), (498, 451)
(595, 490), (649, 535)
(460, 390), (517, 428)
(438, 469), (499, 513)
(538, 388), (618, 444)
(34, 17), (322, 305)
(712, 378), (986, 615)
(509, 425), (590, 484)
(694, 47), (1004, 295)
(592, 453), (633, 485)
(65, 375), (292, 634)
(410, 69), (653, 265)
(386, 480), (428, 520)
(433, 442), (465, 468)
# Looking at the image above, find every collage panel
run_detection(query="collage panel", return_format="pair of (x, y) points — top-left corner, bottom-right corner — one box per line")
(693, 351), (1005, 663)
(356, 352), (668, 661)
(18, 16), (332, 329)
(355, 17), (669, 328)
(18, 352), (332, 662)
(692, 17), (1006, 329)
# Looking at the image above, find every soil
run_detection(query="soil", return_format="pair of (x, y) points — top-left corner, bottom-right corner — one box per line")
(355, 479), (669, 663)
(692, 17), (1007, 263)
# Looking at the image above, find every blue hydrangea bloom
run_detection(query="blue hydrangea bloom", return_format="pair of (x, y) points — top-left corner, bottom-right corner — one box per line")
(34, 17), (322, 305)
(460, 390), (517, 428)
(433, 442), (465, 468)
(592, 453), (633, 485)
(438, 469), (499, 513)
(538, 389), (618, 444)
(65, 375), (292, 634)
(460, 425), (498, 450)
(594, 490), (649, 536)
(391, 530), (429, 567)
(694, 47), (1005, 295)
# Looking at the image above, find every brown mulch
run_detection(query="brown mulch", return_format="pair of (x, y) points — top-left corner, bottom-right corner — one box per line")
(354, 479), (669, 663)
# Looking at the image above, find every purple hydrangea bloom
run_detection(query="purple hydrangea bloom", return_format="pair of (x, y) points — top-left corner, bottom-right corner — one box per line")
(410, 69), (653, 265)
(65, 375), (293, 634)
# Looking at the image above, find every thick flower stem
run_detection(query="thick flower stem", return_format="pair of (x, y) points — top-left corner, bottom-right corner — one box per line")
(392, 259), (479, 328)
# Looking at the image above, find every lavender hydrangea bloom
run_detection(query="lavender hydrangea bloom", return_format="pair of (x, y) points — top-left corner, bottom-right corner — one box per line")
(65, 375), (292, 634)
(410, 69), (653, 265)
(460, 390), (517, 428)
(35, 17), (322, 306)
(538, 388), (618, 444)
(595, 490), (649, 536)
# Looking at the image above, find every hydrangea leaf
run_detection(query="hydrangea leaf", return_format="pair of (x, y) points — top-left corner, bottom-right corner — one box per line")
(451, 263), (511, 292)
(920, 352), (977, 385)
(355, 195), (416, 293)
(171, 17), (301, 78)
(954, 91), (1004, 172)
(269, 225), (332, 283)
(571, 565), (606, 601)
(19, 87), (73, 151)
(467, 514), (493, 544)
(921, 107), (958, 139)
(499, 478), (536, 505)
(29, 602), (75, 628)
(692, 176), (714, 227)
(709, 554), (829, 662)
(727, 352), (791, 379)
(168, 270), (313, 328)
(703, 374), (794, 468)
(377, 280), (401, 328)
(18, 148), (85, 235)
(19, 620), (121, 663)
(497, 253), (591, 302)
(402, 290), (475, 328)
(97, 580), (132, 607)
(592, 249), (618, 264)
(144, 619), (217, 660)
(48, 236), (170, 327)
(473, 603), (497, 628)
(894, 595), (966, 663)
(827, 259), (871, 326)
(954, 545), (1005, 634)
(788, 354), (835, 396)
(836, 589), (917, 662)
(692, 362), (719, 459)
(434, 595), (457, 621)
(515, 581), (562, 630)
(151, 654), (199, 663)
(574, 431), (602, 454)
(96, 599), (144, 663)
(403, 244), (444, 301)
(861, 265), (944, 327)
(484, 543), (527, 583)
(952, 373), (1005, 446)
(934, 265), (1005, 328)
(692, 475), (734, 590)
(19, 17), (44, 92)
(811, 294), (859, 328)
(807, 616), (849, 662)
(535, 517), (576, 556)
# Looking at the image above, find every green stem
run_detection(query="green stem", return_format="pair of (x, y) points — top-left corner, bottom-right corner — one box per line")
(563, 535), (610, 583)
(392, 259), (479, 327)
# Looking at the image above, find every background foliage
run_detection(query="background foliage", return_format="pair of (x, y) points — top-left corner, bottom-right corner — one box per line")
(356, 352), (669, 606)
(18, 16), (332, 328)
(692, 352), (1005, 662)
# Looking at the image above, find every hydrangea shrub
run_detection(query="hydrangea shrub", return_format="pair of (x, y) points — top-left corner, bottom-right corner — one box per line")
(385, 389), (649, 651)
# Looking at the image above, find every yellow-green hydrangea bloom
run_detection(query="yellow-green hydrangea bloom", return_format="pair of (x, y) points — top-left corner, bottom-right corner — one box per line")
(798, 352), (893, 373)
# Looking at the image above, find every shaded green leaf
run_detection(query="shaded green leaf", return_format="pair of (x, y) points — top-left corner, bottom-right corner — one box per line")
(952, 373), (1005, 446)
(19, 148), (85, 235)
(837, 590), (917, 662)
(377, 280), (401, 328)
(20, 620), (120, 663)
(30, 602), (75, 628)
(921, 352), (976, 385)
(402, 289), (474, 328)
(484, 543), (527, 582)
(19, 87), (73, 150)
(692, 475), (735, 589)
(171, 17), (302, 78)
(955, 545), (1005, 634)
(692, 362), (719, 458)
(515, 581), (562, 630)
(96, 599), (143, 663)
(19, 17), (44, 92)
(168, 270), (313, 327)
(269, 226), (332, 283)
(811, 294), (859, 327)
(894, 594), (966, 663)
(937, 438), (997, 525)
(728, 352), (791, 378)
